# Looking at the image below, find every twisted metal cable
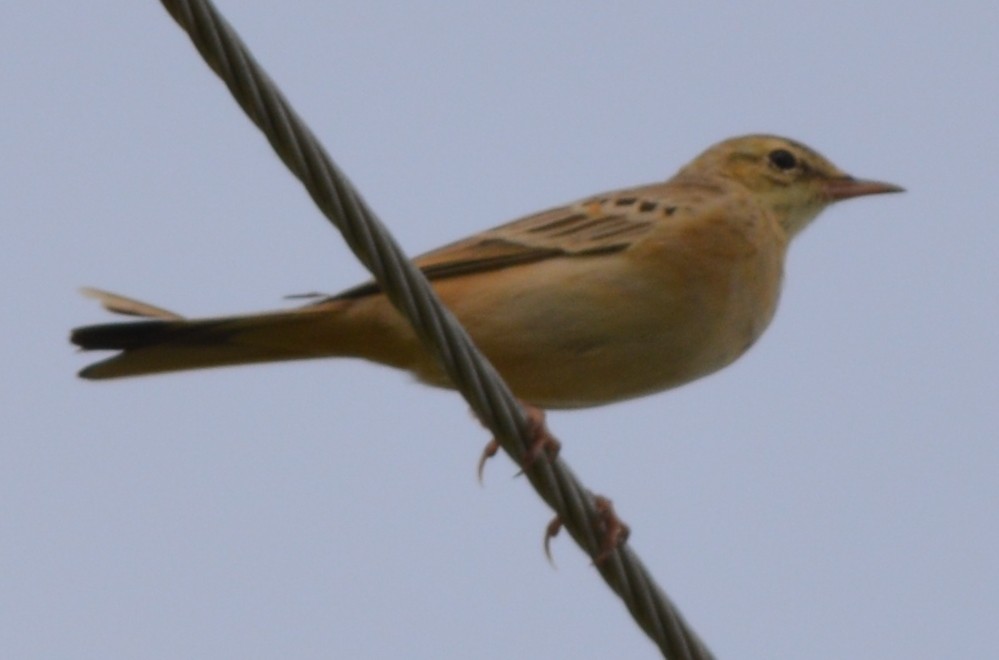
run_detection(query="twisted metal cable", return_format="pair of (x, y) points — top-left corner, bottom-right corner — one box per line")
(159, 2), (713, 657)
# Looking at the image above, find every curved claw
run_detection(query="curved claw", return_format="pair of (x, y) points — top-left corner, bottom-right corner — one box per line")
(543, 516), (563, 567)
(476, 438), (501, 484)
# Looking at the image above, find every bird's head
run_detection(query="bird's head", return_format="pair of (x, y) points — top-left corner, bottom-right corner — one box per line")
(680, 135), (903, 237)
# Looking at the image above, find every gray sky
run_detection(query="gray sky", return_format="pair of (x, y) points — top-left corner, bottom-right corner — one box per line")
(3, 2), (996, 658)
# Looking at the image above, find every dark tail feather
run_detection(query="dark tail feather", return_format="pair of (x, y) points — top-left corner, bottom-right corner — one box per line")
(72, 318), (197, 351)
(71, 288), (346, 380)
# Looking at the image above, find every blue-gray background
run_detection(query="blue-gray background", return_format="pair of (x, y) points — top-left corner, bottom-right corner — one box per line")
(3, 3), (996, 658)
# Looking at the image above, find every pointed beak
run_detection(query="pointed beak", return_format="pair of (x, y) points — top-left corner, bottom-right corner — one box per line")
(824, 176), (905, 202)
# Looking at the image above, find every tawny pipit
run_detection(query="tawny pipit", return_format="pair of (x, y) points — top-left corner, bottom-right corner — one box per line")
(71, 135), (902, 408)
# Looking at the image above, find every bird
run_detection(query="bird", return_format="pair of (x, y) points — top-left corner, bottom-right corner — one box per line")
(71, 134), (902, 409)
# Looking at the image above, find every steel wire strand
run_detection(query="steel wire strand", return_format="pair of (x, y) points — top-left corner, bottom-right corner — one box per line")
(158, 2), (714, 657)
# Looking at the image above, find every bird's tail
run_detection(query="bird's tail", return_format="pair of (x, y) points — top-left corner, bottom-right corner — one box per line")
(71, 288), (351, 379)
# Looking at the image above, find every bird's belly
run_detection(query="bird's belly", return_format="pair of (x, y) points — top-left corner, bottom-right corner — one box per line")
(477, 302), (771, 409)
(409, 252), (782, 409)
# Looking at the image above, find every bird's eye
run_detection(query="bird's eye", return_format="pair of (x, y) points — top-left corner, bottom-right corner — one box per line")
(768, 149), (798, 171)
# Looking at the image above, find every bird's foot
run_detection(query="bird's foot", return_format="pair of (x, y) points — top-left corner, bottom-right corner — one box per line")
(520, 404), (561, 468)
(477, 403), (560, 482)
(542, 495), (630, 565)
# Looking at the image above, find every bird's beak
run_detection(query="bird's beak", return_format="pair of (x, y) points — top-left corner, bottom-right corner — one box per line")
(824, 177), (905, 202)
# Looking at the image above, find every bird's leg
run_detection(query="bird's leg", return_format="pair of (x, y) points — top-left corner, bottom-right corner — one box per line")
(592, 495), (630, 564)
(519, 403), (561, 467)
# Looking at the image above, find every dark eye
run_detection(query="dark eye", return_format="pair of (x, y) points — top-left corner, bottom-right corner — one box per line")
(768, 148), (797, 171)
